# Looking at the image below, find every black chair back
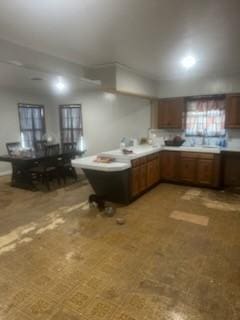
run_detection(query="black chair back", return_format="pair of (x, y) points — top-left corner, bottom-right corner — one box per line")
(6, 142), (21, 156)
(62, 142), (77, 153)
(45, 144), (60, 157)
(35, 140), (47, 152)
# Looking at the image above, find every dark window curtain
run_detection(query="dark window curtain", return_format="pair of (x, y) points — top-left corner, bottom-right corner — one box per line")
(186, 98), (226, 137)
(18, 104), (45, 148)
(60, 105), (83, 145)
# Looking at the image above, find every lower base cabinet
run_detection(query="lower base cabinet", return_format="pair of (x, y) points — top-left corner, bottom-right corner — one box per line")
(197, 158), (214, 185)
(161, 151), (220, 187)
(161, 151), (179, 181)
(180, 157), (196, 183)
(131, 150), (220, 198)
(222, 152), (240, 187)
(131, 152), (160, 197)
(179, 152), (220, 187)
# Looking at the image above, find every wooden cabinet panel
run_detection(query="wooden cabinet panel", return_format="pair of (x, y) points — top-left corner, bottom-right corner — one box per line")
(131, 166), (141, 197)
(161, 151), (179, 181)
(158, 100), (169, 128)
(223, 153), (240, 187)
(180, 158), (196, 183)
(225, 95), (240, 128)
(158, 98), (184, 129)
(131, 152), (160, 197)
(197, 159), (214, 186)
(147, 160), (155, 188)
(139, 164), (148, 192)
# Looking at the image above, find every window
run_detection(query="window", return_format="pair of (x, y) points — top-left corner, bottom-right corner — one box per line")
(59, 105), (83, 145)
(185, 97), (225, 137)
(18, 104), (46, 148)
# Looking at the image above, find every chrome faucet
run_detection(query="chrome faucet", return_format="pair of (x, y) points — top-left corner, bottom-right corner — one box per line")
(202, 129), (208, 146)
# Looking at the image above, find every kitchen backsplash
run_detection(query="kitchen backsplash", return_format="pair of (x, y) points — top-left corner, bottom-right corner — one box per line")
(149, 128), (240, 148)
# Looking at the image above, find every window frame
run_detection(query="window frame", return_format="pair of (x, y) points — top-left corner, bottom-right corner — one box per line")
(184, 95), (226, 138)
(18, 103), (46, 148)
(59, 104), (83, 146)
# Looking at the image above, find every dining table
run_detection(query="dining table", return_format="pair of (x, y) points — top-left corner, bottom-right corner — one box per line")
(0, 149), (82, 191)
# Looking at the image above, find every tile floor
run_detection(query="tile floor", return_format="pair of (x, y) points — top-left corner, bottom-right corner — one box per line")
(0, 176), (240, 319)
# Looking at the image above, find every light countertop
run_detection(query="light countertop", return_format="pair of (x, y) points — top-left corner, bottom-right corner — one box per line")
(101, 145), (162, 161)
(72, 145), (240, 172)
(72, 156), (130, 172)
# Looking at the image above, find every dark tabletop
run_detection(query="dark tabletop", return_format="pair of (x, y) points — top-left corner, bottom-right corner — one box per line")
(0, 150), (83, 163)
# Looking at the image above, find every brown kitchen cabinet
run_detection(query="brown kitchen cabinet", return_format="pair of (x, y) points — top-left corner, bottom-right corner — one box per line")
(147, 153), (160, 187)
(197, 158), (214, 186)
(179, 152), (220, 187)
(131, 152), (160, 197)
(222, 151), (240, 187)
(225, 94), (240, 128)
(158, 98), (184, 129)
(180, 157), (196, 184)
(161, 151), (179, 181)
(161, 151), (220, 187)
(131, 166), (141, 197)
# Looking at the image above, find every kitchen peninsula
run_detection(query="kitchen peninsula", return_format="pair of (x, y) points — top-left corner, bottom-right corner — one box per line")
(72, 144), (237, 205)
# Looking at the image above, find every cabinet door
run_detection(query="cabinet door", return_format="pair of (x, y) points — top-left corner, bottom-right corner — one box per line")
(225, 95), (240, 128)
(153, 156), (160, 184)
(158, 98), (184, 129)
(197, 159), (213, 186)
(147, 160), (155, 188)
(180, 158), (196, 183)
(167, 98), (184, 128)
(131, 166), (141, 196)
(158, 101), (169, 127)
(223, 154), (240, 187)
(161, 151), (179, 181)
(139, 164), (148, 192)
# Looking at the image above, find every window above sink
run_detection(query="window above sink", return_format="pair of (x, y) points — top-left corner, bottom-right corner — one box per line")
(185, 96), (226, 137)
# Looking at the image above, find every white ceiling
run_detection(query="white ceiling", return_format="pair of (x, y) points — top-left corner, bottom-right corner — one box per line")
(0, 0), (239, 80)
(0, 62), (100, 94)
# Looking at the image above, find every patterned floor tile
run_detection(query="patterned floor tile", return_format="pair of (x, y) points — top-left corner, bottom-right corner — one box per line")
(0, 178), (240, 320)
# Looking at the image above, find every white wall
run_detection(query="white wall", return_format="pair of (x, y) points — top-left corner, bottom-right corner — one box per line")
(0, 87), (151, 175)
(51, 90), (151, 156)
(116, 65), (158, 97)
(85, 63), (158, 98)
(157, 73), (240, 98)
(0, 88), (56, 174)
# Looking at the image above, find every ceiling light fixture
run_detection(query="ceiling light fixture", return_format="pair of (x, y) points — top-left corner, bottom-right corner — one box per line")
(181, 55), (196, 69)
(54, 76), (68, 93)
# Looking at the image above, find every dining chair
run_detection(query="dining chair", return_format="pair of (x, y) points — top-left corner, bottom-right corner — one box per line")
(30, 144), (61, 190)
(6, 142), (22, 185)
(6, 142), (21, 156)
(45, 144), (60, 156)
(60, 142), (78, 182)
(35, 140), (47, 153)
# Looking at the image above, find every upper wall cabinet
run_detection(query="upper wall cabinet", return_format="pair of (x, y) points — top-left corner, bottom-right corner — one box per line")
(157, 98), (184, 129)
(225, 94), (240, 128)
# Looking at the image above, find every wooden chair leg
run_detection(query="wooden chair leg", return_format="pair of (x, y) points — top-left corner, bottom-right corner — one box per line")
(72, 167), (78, 181)
(45, 174), (50, 191)
(56, 170), (61, 186)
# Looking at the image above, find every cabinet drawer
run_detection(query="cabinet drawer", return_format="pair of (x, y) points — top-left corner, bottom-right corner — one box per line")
(198, 153), (214, 159)
(181, 152), (199, 159)
(181, 152), (214, 160)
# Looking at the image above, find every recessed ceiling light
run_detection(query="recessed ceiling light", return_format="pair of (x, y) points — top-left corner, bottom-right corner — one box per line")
(53, 76), (68, 93)
(181, 55), (196, 69)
